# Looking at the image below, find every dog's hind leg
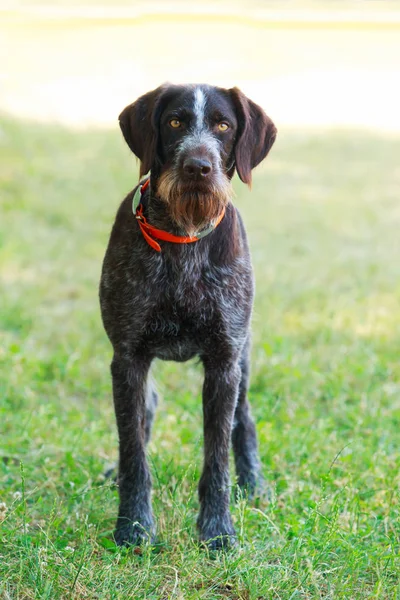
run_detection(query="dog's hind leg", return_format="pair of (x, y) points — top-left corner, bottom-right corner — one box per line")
(145, 378), (158, 445)
(231, 338), (261, 499)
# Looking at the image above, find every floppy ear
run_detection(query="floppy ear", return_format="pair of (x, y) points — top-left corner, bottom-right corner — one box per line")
(119, 85), (167, 178)
(229, 87), (277, 186)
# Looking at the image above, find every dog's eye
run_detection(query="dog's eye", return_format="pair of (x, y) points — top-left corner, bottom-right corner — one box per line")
(217, 122), (229, 132)
(169, 119), (181, 129)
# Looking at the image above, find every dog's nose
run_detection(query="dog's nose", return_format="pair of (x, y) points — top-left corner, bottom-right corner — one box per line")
(183, 158), (212, 180)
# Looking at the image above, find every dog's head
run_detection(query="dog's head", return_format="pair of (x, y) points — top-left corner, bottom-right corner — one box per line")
(119, 84), (277, 234)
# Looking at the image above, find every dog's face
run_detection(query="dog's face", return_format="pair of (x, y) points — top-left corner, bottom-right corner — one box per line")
(119, 84), (277, 234)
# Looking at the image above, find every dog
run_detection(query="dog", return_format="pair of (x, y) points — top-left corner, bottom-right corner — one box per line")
(99, 83), (277, 549)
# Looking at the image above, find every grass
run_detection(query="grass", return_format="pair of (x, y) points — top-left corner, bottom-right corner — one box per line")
(0, 115), (400, 599)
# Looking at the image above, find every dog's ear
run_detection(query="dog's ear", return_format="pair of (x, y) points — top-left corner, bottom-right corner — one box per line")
(119, 85), (168, 178)
(229, 87), (277, 186)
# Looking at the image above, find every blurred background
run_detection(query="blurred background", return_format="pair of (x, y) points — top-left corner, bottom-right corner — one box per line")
(2, 0), (400, 130)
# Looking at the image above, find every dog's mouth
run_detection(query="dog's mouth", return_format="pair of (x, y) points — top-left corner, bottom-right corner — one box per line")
(156, 169), (232, 236)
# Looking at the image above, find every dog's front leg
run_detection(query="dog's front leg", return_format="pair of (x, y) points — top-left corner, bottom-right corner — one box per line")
(111, 354), (154, 546)
(198, 358), (241, 549)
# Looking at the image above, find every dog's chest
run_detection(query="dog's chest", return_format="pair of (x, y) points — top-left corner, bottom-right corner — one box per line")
(135, 255), (243, 360)
(142, 265), (213, 358)
(143, 308), (205, 361)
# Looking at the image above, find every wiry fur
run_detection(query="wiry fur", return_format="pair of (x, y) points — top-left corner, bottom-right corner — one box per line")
(157, 168), (231, 236)
(100, 83), (276, 550)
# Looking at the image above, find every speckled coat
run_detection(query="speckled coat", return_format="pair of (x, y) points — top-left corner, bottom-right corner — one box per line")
(99, 83), (277, 549)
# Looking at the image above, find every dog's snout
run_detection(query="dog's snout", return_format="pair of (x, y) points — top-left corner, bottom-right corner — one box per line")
(183, 157), (212, 180)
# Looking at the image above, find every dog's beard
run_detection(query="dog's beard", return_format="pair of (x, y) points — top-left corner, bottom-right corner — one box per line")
(157, 169), (232, 237)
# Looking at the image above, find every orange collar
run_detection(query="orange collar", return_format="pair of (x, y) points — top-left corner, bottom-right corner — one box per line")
(133, 178), (226, 253)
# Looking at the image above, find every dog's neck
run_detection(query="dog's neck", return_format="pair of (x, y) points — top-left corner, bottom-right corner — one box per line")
(145, 191), (185, 235)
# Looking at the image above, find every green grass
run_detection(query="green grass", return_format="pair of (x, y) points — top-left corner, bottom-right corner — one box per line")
(1, 116), (400, 599)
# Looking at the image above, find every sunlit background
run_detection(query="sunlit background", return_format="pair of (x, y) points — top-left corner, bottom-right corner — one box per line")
(2, 0), (400, 130)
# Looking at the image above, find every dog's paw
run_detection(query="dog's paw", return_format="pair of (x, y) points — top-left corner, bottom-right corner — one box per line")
(201, 531), (238, 551)
(236, 472), (269, 503)
(236, 477), (257, 501)
(114, 520), (155, 547)
(198, 515), (237, 551)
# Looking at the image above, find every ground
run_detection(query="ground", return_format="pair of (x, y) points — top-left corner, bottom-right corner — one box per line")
(1, 117), (400, 598)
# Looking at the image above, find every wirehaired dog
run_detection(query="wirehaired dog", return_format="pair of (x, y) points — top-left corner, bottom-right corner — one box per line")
(99, 83), (277, 549)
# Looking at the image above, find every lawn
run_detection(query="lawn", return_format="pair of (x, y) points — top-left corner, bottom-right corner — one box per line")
(0, 117), (400, 599)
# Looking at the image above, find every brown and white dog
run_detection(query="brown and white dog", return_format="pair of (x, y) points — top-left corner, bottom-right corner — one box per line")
(99, 83), (277, 549)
